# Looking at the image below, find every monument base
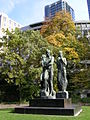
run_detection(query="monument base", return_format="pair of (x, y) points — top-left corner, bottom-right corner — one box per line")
(15, 98), (82, 116)
(29, 98), (72, 107)
(15, 105), (82, 116)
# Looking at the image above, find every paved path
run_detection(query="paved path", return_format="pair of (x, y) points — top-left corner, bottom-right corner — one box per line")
(0, 103), (29, 109)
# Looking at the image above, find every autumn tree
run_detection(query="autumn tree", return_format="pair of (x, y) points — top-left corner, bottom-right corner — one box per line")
(41, 11), (86, 64)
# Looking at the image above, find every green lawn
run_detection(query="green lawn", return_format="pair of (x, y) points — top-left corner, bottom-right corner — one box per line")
(0, 106), (90, 120)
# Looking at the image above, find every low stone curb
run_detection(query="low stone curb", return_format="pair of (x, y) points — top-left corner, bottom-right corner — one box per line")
(0, 104), (28, 109)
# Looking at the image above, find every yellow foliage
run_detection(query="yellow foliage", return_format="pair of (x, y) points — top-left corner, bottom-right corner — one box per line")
(46, 35), (62, 47)
(64, 47), (79, 60)
(66, 34), (76, 41)
(46, 33), (66, 47)
(41, 11), (76, 37)
(40, 11), (86, 63)
(54, 33), (65, 41)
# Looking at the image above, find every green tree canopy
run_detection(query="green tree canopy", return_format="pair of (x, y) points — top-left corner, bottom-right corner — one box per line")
(0, 28), (50, 100)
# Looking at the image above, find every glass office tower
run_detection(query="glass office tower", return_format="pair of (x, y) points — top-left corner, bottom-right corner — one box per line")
(87, 0), (90, 19)
(45, 0), (75, 21)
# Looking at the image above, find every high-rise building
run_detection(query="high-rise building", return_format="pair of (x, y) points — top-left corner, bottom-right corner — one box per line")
(87, 0), (90, 19)
(45, 0), (75, 20)
(0, 12), (22, 38)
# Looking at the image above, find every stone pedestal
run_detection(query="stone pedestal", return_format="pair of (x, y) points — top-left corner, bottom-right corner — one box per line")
(56, 91), (69, 99)
(29, 98), (72, 108)
(15, 98), (82, 116)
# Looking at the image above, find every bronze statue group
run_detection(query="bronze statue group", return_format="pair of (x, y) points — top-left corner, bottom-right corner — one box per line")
(40, 49), (68, 99)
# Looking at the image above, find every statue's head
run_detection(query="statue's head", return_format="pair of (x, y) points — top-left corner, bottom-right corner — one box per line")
(46, 49), (50, 57)
(59, 51), (63, 58)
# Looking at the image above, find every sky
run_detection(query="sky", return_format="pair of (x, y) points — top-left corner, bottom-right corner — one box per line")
(0, 0), (89, 26)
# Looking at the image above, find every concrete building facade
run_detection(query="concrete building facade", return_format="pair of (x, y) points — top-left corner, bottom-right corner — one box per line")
(45, 0), (75, 20)
(75, 20), (90, 37)
(0, 12), (22, 38)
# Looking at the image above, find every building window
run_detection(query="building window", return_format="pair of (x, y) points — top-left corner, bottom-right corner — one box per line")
(14, 23), (16, 27)
(87, 24), (90, 28)
(4, 23), (6, 26)
(82, 24), (86, 28)
(3, 17), (6, 22)
(9, 20), (11, 24)
(18, 25), (20, 27)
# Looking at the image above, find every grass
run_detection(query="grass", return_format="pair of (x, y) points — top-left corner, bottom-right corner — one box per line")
(0, 106), (90, 120)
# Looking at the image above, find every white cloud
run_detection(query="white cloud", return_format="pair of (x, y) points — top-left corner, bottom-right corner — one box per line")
(0, 0), (27, 14)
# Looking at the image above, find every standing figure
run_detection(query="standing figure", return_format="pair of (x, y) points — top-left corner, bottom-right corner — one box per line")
(40, 54), (49, 92)
(40, 49), (56, 98)
(57, 51), (68, 91)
